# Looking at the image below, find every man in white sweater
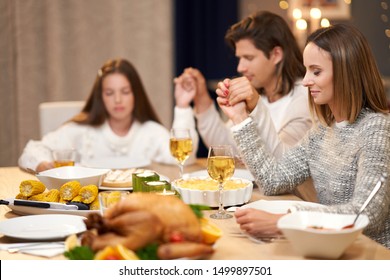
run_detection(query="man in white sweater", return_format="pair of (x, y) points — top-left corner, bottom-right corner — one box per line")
(174, 11), (312, 158)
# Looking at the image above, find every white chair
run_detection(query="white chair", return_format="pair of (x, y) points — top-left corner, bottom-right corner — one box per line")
(39, 101), (85, 137)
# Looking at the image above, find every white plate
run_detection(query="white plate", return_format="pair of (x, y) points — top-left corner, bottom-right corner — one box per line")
(0, 214), (86, 240)
(81, 158), (151, 169)
(186, 168), (254, 181)
(7, 204), (98, 217)
(241, 200), (323, 214)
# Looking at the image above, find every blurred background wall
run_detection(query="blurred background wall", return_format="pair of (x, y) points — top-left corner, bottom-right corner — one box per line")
(1, 0), (389, 166)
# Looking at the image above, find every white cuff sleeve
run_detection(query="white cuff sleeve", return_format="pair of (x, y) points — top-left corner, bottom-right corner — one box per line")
(231, 117), (252, 132)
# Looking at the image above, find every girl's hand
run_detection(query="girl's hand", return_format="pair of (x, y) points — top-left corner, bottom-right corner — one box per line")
(36, 161), (55, 172)
(184, 68), (213, 113)
(173, 74), (196, 108)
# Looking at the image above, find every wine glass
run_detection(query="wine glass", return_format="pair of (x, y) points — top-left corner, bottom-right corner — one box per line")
(170, 128), (193, 178)
(207, 145), (235, 219)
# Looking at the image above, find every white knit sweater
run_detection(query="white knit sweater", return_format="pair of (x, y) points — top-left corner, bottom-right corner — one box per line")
(19, 107), (198, 170)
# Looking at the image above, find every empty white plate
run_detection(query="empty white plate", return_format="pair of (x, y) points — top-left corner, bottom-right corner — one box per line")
(0, 214), (86, 240)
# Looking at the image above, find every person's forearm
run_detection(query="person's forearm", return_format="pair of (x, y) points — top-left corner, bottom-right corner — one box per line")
(196, 105), (241, 155)
(194, 94), (213, 114)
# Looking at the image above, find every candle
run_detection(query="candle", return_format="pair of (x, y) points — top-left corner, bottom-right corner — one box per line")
(142, 180), (171, 192)
(156, 189), (177, 196)
(132, 170), (159, 192)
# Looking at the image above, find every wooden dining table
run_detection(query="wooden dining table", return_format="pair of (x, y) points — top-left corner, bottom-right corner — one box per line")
(0, 159), (389, 260)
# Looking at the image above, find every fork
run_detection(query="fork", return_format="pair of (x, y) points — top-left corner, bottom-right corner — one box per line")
(229, 231), (285, 243)
(245, 234), (285, 244)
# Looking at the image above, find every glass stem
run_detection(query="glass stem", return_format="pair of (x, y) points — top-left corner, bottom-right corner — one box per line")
(179, 163), (184, 179)
(218, 182), (224, 214)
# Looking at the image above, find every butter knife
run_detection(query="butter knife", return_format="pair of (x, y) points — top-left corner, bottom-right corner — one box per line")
(0, 199), (78, 210)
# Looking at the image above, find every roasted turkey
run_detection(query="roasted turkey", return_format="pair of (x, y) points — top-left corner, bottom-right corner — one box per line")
(81, 193), (213, 259)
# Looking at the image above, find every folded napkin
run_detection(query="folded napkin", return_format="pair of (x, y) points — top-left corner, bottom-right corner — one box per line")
(0, 242), (65, 258)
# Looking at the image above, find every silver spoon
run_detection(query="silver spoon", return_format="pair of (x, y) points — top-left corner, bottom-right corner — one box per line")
(342, 175), (386, 229)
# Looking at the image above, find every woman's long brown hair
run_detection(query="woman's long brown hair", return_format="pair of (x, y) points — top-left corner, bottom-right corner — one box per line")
(306, 24), (388, 126)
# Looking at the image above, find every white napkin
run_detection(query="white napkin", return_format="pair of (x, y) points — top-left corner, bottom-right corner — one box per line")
(20, 243), (65, 257)
(0, 242), (65, 258)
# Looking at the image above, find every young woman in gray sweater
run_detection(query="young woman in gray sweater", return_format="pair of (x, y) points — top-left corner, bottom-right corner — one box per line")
(217, 24), (390, 249)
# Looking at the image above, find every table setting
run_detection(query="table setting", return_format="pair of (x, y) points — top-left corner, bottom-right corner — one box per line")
(1, 138), (390, 260)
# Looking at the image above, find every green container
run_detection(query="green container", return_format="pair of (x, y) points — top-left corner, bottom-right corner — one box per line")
(142, 180), (171, 192)
(132, 171), (160, 192)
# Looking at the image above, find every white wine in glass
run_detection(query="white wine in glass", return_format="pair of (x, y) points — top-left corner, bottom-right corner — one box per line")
(207, 145), (235, 219)
(170, 128), (193, 178)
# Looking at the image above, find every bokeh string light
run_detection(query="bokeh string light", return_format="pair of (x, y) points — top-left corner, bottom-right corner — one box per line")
(380, 0), (390, 101)
(380, 1), (390, 51)
(279, 0), (289, 10)
(281, 0), (352, 49)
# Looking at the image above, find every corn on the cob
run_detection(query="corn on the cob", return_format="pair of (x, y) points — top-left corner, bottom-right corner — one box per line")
(44, 189), (60, 202)
(89, 196), (100, 210)
(101, 191), (125, 206)
(71, 195), (83, 203)
(79, 185), (98, 204)
(59, 197), (68, 204)
(28, 193), (46, 201)
(15, 193), (28, 200)
(19, 180), (46, 197)
(60, 181), (81, 200)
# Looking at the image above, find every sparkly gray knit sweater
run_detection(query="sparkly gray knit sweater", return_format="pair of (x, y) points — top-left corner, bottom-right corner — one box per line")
(233, 108), (390, 249)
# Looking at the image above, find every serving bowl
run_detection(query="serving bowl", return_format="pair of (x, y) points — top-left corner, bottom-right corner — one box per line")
(277, 211), (369, 259)
(172, 176), (253, 207)
(36, 166), (110, 189)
